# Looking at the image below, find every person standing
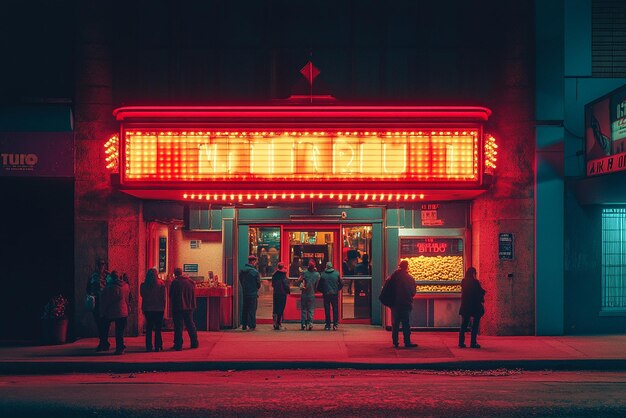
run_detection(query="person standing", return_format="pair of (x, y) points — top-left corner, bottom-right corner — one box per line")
(380, 260), (417, 348)
(99, 271), (130, 355)
(320, 261), (342, 331)
(289, 256), (302, 278)
(140, 268), (166, 352)
(169, 267), (199, 351)
(458, 267), (486, 349)
(298, 260), (320, 331)
(271, 262), (290, 330)
(86, 257), (110, 351)
(355, 253), (371, 276)
(239, 255), (261, 331)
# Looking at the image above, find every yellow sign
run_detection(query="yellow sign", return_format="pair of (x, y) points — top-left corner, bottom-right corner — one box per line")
(123, 130), (479, 182)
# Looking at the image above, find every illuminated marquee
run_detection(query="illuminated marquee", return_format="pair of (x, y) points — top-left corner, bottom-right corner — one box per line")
(122, 130), (479, 183)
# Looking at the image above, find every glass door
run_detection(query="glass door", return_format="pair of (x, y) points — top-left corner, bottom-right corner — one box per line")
(341, 225), (373, 322)
(282, 226), (340, 322)
(247, 226), (282, 322)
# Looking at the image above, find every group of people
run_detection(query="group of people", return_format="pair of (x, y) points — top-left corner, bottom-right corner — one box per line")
(239, 254), (343, 332)
(380, 261), (486, 349)
(88, 255), (486, 353)
(86, 259), (199, 355)
(86, 258), (131, 355)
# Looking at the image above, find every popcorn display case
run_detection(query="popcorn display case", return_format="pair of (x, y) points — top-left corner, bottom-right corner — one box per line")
(398, 228), (467, 328)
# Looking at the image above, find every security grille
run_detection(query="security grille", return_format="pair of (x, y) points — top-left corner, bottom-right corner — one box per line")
(592, 0), (626, 77)
(602, 208), (626, 310)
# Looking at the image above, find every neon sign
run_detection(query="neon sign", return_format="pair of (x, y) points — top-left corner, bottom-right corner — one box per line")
(400, 238), (463, 257)
(416, 240), (448, 253)
(122, 130), (479, 183)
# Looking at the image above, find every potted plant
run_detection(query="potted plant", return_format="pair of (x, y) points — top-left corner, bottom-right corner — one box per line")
(41, 294), (69, 345)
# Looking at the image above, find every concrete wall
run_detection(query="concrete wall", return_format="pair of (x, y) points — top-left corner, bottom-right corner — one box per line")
(75, 1), (143, 337)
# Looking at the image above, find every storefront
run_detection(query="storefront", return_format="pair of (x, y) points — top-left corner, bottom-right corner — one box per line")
(107, 105), (497, 329)
(565, 84), (626, 334)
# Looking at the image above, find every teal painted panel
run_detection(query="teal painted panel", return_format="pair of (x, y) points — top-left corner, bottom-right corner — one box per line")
(238, 207), (383, 223)
(0, 105), (73, 132)
(536, 0), (564, 120)
(536, 127), (565, 335)
(222, 208), (235, 286)
(386, 208), (405, 228)
(564, 0), (591, 77)
(371, 222), (384, 325)
(211, 209), (222, 230)
(386, 227), (400, 278)
(236, 223), (249, 327)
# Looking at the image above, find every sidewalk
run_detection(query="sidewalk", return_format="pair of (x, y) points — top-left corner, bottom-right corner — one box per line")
(1, 325), (626, 374)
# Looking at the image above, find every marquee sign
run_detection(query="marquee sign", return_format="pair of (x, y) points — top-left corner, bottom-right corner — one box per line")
(109, 105), (496, 201)
(121, 129), (480, 183)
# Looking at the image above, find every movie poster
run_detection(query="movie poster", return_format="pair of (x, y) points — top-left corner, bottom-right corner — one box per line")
(585, 85), (626, 176)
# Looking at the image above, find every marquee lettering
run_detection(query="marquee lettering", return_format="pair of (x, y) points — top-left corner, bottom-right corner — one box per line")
(122, 131), (479, 182)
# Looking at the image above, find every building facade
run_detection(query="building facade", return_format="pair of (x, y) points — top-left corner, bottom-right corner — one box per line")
(536, 0), (626, 335)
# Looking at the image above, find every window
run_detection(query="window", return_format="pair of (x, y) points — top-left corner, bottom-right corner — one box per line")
(602, 208), (626, 311)
(248, 227), (280, 278)
(592, 0), (626, 78)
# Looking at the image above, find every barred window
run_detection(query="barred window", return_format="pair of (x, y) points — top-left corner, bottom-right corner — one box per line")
(592, 0), (626, 77)
(602, 208), (626, 311)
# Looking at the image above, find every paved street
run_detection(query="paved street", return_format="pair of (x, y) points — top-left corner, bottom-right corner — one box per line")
(2, 370), (626, 417)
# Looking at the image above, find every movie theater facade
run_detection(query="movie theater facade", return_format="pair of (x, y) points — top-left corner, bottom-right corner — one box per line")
(79, 104), (535, 336)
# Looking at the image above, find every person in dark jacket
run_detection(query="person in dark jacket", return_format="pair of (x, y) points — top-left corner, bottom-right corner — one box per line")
(86, 257), (110, 351)
(355, 253), (372, 276)
(320, 261), (342, 330)
(99, 270), (130, 355)
(140, 268), (166, 352)
(239, 255), (261, 331)
(169, 267), (198, 351)
(271, 262), (290, 330)
(289, 256), (302, 278)
(458, 267), (486, 348)
(381, 260), (417, 348)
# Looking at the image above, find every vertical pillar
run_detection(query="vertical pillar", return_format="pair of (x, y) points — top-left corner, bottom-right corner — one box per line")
(75, 0), (143, 336)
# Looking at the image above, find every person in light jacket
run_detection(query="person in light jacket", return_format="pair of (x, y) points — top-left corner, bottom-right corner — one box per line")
(140, 268), (166, 352)
(297, 260), (320, 331)
(458, 267), (486, 349)
(169, 267), (199, 351)
(320, 261), (342, 330)
(99, 270), (130, 355)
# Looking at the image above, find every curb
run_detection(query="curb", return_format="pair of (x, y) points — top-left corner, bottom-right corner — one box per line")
(2, 359), (626, 375)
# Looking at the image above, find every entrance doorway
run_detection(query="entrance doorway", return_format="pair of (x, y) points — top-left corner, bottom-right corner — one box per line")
(251, 226), (340, 323)
(249, 224), (373, 325)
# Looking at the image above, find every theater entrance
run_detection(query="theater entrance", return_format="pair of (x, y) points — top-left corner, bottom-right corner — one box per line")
(247, 224), (372, 325)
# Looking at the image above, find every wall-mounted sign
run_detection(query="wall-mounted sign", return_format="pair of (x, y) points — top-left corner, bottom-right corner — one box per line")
(0, 132), (74, 177)
(190, 240), (201, 249)
(585, 84), (626, 176)
(416, 202), (468, 228)
(183, 264), (198, 273)
(120, 129), (480, 184)
(400, 237), (464, 257)
(158, 237), (167, 272)
(498, 233), (513, 260)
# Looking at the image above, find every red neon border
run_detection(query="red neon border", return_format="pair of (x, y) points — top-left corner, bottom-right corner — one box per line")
(113, 105), (492, 121)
